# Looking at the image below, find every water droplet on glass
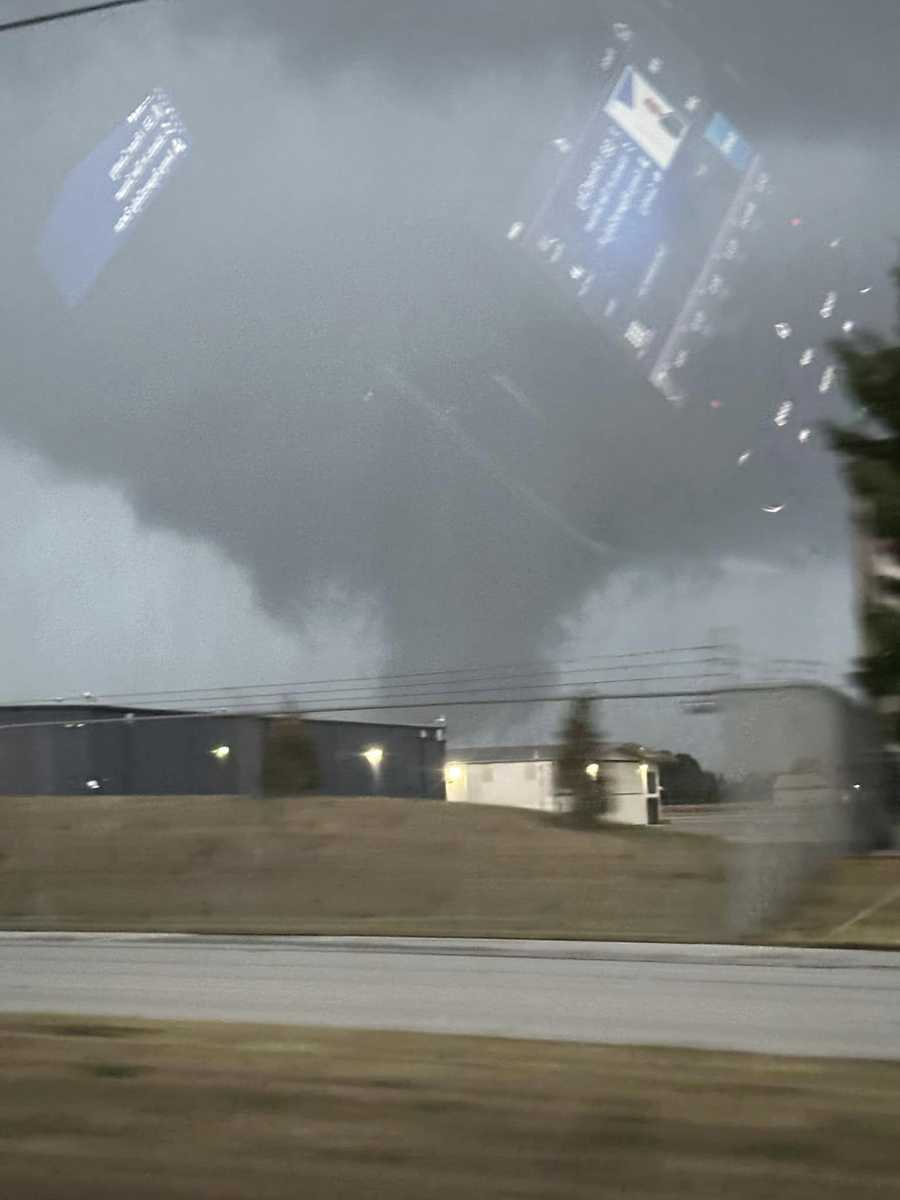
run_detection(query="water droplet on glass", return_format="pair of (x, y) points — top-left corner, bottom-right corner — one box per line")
(775, 401), (794, 428)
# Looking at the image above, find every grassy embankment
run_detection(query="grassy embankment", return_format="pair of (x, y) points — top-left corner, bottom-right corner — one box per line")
(769, 855), (900, 948)
(1, 1017), (899, 1199)
(0, 794), (728, 941)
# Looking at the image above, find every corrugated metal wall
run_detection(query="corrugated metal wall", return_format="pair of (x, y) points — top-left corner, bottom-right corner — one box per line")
(0, 707), (444, 799)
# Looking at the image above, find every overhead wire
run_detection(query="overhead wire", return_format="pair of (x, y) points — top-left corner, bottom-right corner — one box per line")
(13, 642), (732, 708)
(8, 668), (734, 723)
(63, 658), (729, 707)
(0, 0), (154, 34)
(146, 668), (734, 712)
(0, 681), (734, 736)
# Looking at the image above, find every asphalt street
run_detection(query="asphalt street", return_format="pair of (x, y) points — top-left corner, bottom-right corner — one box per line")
(2, 934), (899, 1059)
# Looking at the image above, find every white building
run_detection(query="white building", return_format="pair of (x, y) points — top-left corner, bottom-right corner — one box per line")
(444, 745), (661, 826)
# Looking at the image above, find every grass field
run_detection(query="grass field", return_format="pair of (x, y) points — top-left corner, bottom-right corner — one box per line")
(771, 856), (900, 948)
(0, 795), (728, 941)
(1, 1016), (899, 1199)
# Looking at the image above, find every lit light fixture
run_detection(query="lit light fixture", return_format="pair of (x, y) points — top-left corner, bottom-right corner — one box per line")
(363, 746), (384, 769)
(210, 745), (231, 761)
(445, 764), (463, 785)
(585, 763), (601, 781)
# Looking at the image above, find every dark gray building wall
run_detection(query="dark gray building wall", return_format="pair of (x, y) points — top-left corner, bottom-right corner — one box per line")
(0, 708), (99, 795)
(0, 707), (262, 796)
(304, 720), (445, 800)
(0, 707), (444, 799)
(0, 724), (56, 794)
(120, 714), (258, 796)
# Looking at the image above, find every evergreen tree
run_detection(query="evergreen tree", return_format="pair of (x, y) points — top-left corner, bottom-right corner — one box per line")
(556, 696), (608, 828)
(827, 265), (900, 734)
(262, 717), (320, 796)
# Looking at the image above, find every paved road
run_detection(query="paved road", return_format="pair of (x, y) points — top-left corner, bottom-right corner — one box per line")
(2, 934), (899, 1059)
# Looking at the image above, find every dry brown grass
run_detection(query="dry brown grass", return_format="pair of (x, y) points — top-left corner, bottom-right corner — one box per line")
(771, 857), (900, 948)
(1, 1016), (899, 1199)
(0, 795), (728, 941)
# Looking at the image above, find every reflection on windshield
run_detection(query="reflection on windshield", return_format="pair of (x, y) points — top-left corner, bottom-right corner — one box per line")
(0, 0), (897, 740)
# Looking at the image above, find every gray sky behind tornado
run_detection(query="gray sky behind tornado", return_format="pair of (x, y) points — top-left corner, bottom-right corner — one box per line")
(0, 0), (898, 747)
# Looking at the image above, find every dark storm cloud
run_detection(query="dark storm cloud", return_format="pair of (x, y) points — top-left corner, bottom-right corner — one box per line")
(168, 0), (900, 138)
(0, 0), (896, 709)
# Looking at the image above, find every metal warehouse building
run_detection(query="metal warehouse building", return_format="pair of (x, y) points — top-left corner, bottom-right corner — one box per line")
(0, 705), (446, 800)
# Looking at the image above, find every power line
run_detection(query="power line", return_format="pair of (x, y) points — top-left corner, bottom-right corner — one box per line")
(79, 657), (727, 708)
(166, 669), (732, 712)
(0, 0), (153, 34)
(0, 683), (729, 736)
(3, 670), (730, 722)
(15, 643), (729, 708)
(16, 664), (730, 713)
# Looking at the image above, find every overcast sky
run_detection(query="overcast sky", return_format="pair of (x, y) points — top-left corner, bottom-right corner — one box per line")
(0, 0), (898, 747)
